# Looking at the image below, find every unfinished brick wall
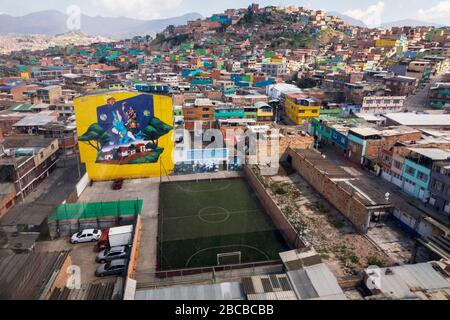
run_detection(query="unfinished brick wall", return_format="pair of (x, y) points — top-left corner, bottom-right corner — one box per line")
(347, 140), (364, 165)
(279, 135), (314, 160)
(288, 148), (371, 233)
(365, 139), (382, 160)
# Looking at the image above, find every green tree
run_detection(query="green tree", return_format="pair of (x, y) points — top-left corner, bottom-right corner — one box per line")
(296, 77), (316, 89)
(140, 117), (173, 146)
(79, 124), (112, 152)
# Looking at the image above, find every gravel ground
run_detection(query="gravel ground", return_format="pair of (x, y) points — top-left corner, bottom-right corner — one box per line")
(258, 170), (393, 277)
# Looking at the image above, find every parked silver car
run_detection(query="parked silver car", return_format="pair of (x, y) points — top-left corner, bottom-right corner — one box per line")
(96, 246), (129, 263)
(95, 259), (128, 277)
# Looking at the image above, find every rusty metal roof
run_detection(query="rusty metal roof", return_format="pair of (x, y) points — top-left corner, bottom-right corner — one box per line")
(0, 251), (69, 300)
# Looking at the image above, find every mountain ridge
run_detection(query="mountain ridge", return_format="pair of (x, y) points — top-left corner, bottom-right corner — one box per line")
(0, 11), (203, 39)
(380, 19), (444, 28)
(327, 11), (366, 27)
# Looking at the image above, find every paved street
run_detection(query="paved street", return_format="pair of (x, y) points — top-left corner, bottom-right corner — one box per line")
(404, 72), (448, 112)
(404, 82), (431, 112)
(0, 155), (86, 227)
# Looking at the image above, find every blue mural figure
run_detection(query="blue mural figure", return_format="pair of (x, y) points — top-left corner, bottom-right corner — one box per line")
(121, 103), (143, 139)
(111, 110), (136, 145)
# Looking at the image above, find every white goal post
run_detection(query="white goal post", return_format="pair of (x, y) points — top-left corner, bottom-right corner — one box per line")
(217, 252), (242, 266)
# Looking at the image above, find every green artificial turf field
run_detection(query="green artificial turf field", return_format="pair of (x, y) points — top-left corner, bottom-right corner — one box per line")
(158, 179), (289, 270)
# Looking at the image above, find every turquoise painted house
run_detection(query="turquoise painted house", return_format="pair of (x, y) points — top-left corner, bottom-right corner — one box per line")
(214, 107), (245, 119)
(401, 148), (450, 200)
(402, 158), (431, 200)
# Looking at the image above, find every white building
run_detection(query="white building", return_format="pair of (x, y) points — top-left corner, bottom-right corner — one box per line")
(361, 96), (406, 114)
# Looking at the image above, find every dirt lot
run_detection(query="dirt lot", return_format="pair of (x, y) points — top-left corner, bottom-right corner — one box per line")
(34, 238), (117, 286)
(259, 170), (393, 277)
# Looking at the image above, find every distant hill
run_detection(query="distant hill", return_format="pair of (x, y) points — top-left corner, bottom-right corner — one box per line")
(327, 12), (366, 27)
(0, 10), (203, 38)
(380, 19), (444, 28)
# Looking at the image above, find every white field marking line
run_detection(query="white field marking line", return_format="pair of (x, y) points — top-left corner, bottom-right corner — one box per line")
(174, 180), (232, 193)
(198, 206), (231, 224)
(185, 244), (270, 268)
(163, 209), (262, 221)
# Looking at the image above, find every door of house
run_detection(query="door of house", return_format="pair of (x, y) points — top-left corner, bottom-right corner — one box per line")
(418, 188), (425, 200)
(444, 203), (450, 214)
(404, 181), (415, 194)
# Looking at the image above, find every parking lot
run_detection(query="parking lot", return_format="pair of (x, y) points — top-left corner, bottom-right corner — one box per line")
(35, 238), (117, 286)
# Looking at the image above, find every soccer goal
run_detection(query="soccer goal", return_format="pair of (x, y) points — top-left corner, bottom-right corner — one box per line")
(217, 252), (242, 266)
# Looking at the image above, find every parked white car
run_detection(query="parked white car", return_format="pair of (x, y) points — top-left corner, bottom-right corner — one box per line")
(70, 229), (102, 244)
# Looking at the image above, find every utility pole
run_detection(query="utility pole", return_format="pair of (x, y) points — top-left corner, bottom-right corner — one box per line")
(61, 131), (67, 168)
(76, 146), (81, 179)
(12, 149), (25, 202)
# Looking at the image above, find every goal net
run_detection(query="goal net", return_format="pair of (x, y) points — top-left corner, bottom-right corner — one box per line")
(217, 252), (242, 266)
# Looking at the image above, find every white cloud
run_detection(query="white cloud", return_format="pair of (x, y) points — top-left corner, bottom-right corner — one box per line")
(91, 0), (183, 20)
(418, 1), (450, 22)
(344, 1), (385, 27)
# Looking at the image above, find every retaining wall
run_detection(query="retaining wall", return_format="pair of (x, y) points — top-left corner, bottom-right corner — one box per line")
(244, 165), (304, 249)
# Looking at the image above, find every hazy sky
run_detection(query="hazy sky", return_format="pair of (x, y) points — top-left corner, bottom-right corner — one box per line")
(0, 0), (449, 26)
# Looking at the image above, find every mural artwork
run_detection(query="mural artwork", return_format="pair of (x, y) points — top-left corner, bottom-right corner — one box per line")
(78, 95), (173, 165)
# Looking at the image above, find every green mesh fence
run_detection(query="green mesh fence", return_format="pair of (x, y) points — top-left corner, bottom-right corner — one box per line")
(49, 200), (143, 222)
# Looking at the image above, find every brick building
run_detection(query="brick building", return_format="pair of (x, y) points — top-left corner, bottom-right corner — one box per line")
(183, 98), (215, 131)
(287, 148), (392, 234)
(0, 136), (60, 199)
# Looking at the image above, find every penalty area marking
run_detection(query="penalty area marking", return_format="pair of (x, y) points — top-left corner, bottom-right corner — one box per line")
(185, 244), (270, 268)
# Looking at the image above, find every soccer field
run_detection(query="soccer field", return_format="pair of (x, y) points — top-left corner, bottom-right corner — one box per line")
(158, 179), (289, 270)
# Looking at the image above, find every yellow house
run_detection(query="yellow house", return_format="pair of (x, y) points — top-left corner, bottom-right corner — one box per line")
(271, 57), (284, 63)
(255, 102), (273, 122)
(284, 93), (320, 125)
(20, 72), (30, 80)
(375, 39), (397, 48)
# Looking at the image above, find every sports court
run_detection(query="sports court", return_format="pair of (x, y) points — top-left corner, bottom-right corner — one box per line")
(158, 179), (289, 270)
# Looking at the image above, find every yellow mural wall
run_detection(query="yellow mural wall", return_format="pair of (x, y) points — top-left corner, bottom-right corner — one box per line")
(74, 91), (174, 181)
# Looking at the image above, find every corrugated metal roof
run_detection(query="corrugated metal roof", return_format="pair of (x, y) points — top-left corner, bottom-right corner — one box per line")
(288, 263), (347, 300)
(247, 291), (297, 300)
(241, 274), (297, 300)
(135, 282), (245, 300)
(8, 104), (34, 112)
(288, 269), (319, 299)
(367, 263), (450, 299)
(0, 251), (69, 300)
(49, 282), (115, 300)
(384, 113), (450, 126)
(304, 264), (347, 300)
(407, 148), (450, 160)
(12, 113), (56, 127)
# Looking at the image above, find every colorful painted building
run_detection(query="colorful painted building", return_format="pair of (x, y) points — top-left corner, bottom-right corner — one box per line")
(429, 83), (450, 109)
(74, 92), (174, 181)
(214, 107), (245, 119)
(284, 93), (320, 125)
(401, 148), (450, 201)
(255, 102), (274, 122)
